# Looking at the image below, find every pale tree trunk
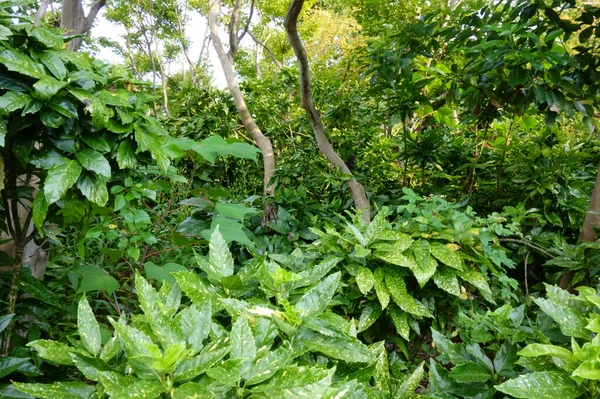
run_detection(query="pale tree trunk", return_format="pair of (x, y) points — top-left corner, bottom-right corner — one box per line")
(60, 0), (107, 51)
(35, 0), (51, 23)
(560, 164), (600, 289)
(284, 0), (370, 223)
(209, 0), (276, 198)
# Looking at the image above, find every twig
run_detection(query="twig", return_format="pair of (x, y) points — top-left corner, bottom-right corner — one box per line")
(499, 238), (555, 259)
(247, 30), (283, 69)
(524, 250), (529, 296)
(237, 0), (255, 44)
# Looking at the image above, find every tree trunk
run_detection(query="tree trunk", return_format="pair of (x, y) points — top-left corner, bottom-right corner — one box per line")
(284, 0), (370, 222)
(60, 0), (106, 52)
(209, 0), (276, 197)
(560, 163), (600, 289)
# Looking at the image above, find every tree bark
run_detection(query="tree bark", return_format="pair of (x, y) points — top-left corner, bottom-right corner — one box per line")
(60, 0), (107, 51)
(209, 0), (276, 197)
(284, 0), (370, 222)
(560, 163), (600, 289)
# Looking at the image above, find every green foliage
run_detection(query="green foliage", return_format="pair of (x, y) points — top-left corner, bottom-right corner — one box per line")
(13, 229), (418, 398)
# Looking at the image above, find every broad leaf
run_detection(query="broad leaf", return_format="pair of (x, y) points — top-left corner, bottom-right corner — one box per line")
(495, 371), (583, 399)
(74, 265), (119, 295)
(76, 149), (111, 178)
(356, 266), (375, 294)
(43, 158), (82, 204)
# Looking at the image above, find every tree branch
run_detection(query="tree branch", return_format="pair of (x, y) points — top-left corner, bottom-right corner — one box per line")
(82, 0), (107, 33)
(210, 0), (276, 198)
(228, 0), (243, 57)
(237, 0), (255, 44)
(247, 30), (282, 69)
(498, 238), (556, 259)
(284, 0), (370, 222)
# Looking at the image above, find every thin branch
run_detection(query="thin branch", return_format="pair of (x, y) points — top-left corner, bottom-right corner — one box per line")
(237, 0), (255, 44)
(499, 238), (556, 259)
(247, 30), (282, 69)
(228, 0), (243, 57)
(284, 0), (370, 222)
(524, 250), (530, 296)
(82, 0), (107, 33)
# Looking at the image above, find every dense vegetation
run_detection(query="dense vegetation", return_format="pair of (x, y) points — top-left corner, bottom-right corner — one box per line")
(1, 0), (600, 397)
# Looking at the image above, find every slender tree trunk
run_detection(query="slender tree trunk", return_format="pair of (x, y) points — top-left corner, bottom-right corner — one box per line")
(284, 0), (370, 222)
(209, 0), (276, 197)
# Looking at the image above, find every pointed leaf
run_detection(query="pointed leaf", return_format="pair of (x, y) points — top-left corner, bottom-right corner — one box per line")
(295, 272), (341, 318)
(356, 266), (375, 294)
(386, 274), (432, 318)
(76, 149), (111, 178)
(495, 371), (582, 399)
(43, 158), (82, 204)
(77, 295), (101, 357)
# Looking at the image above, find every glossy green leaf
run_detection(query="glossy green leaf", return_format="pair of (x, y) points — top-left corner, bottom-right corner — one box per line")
(178, 301), (212, 355)
(174, 342), (230, 381)
(32, 190), (49, 230)
(0, 91), (31, 114)
(38, 51), (66, 80)
(48, 98), (78, 118)
(518, 344), (574, 361)
(0, 357), (29, 379)
(215, 203), (259, 223)
(0, 48), (44, 78)
(374, 268), (390, 309)
(250, 365), (335, 398)
(208, 225), (234, 278)
(76, 149), (111, 178)
(534, 297), (590, 339)
(389, 305), (410, 340)
(108, 317), (159, 358)
(374, 251), (417, 269)
(172, 270), (215, 304)
(356, 266), (375, 294)
(244, 345), (293, 385)
(77, 174), (108, 206)
(43, 158), (82, 204)
(77, 295), (101, 357)
(27, 340), (75, 365)
(116, 140), (137, 168)
(295, 272), (341, 318)
(134, 123), (170, 172)
(572, 360), (600, 380)
(394, 361), (426, 398)
(231, 315), (256, 362)
(449, 361), (492, 383)
(433, 267), (460, 296)
(296, 327), (375, 364)
(74, 265), (119, 295)
(495, 371), (582, 399)
(460, 269), (493, 301)
(13, 382), (95, 399)
(33, 77), (66, 99)
(358, 302), (382, 332)
(0, 314), (14, 333)
(173, 382), (216, 399)
(430, 243), (463, 270)
(386, 274), (432, 317)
